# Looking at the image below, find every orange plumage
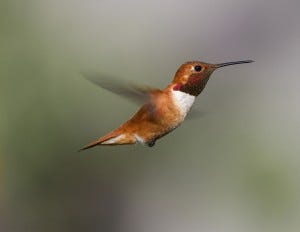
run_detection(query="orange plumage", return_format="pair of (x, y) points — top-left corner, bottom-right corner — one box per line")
(81, 60), (253, 150)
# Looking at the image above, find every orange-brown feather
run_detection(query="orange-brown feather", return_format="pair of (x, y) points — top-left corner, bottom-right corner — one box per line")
(81, 86), (182, 150)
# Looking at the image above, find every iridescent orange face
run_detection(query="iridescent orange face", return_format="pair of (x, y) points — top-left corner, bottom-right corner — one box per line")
(172, 60), (253, 96)
(172, 61), (215, 96)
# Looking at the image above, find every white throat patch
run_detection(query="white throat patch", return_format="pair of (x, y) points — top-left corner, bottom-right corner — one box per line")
(171, 90), (195, 118)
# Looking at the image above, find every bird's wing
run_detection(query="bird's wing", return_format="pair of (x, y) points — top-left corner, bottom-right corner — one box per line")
(82, 73), (159, 105)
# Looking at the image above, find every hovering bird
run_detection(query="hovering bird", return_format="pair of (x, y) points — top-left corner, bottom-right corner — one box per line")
(81, 60), (253, 150)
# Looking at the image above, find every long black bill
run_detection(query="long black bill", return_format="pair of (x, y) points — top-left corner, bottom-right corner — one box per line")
(214, 60), (254, 68)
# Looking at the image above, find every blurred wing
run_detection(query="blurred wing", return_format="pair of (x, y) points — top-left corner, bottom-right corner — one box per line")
(82, 73), (157, 105)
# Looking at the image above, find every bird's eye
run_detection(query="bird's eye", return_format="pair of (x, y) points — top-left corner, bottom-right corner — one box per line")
(194, 65), (202, 72)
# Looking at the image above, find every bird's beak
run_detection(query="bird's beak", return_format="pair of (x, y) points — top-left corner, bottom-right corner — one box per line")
(213, 60), (254, 69)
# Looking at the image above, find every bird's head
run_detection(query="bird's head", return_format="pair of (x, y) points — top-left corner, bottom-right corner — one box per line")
(172, 60), (253, 96)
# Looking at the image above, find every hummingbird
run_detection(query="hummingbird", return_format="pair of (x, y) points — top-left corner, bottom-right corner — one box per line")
(81, 60), (253, 150)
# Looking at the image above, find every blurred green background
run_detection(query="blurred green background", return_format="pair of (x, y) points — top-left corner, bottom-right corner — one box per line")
(1, 0), (300, 231)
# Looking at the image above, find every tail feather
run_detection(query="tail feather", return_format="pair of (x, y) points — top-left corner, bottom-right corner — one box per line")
(80, 131), (136, 151)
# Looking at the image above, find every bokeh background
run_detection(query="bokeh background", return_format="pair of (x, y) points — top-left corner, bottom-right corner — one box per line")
(1, 0), (300, 231)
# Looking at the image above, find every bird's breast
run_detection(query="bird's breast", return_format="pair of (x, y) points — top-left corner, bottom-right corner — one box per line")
(171, 89), (195, 119)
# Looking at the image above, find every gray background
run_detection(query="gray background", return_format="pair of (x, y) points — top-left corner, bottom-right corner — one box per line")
(1, 0), (300, 231)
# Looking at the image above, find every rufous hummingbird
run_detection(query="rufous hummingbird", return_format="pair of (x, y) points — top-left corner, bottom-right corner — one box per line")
(81, 60), (253, 150)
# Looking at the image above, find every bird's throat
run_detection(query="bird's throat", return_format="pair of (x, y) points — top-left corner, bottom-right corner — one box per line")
(179, 77), (210, 96)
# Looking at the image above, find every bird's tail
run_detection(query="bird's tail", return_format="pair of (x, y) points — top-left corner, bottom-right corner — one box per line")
(80, 130), (136, 151)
